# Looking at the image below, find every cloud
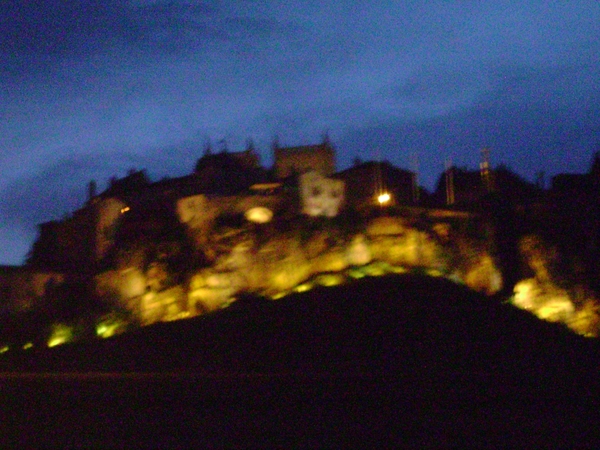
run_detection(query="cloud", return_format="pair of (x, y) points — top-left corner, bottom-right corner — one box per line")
(0, 1), (217, 59)
(1, 1), (600, 265)
(0, 137), (225, 227)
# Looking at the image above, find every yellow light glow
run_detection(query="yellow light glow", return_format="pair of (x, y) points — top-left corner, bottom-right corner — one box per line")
(245, 207), (273, 224)
(164, 311), (191, 322)
(22, 342), (33, 350)
(48, 337), (66, 348)
(271, 291), (288, 300)
(96, 318), (125, 338)
(316, 273), (345, 287)
(47, 323), (74, 347)
(390, 265), (407, 274)
(120, 206), (130, 214)
(0, 345), (9, 354)
(294, 282), (314, 293)
(426, 269), (443, 277)
(362, 263), (388, 276)
(377, 192), (391, 205)
(347, 269), (366, 279)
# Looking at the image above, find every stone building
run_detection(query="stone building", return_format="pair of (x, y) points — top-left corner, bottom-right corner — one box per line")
(335, 161), (416, 213)
(273, 139), (336, 179)
(299, 170), (345, 217)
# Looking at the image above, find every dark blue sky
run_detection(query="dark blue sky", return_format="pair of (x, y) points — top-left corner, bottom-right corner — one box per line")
(1, 1), (599, 264)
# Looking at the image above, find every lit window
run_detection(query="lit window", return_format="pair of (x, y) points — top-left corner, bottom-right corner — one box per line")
(377, 192), (391, 205)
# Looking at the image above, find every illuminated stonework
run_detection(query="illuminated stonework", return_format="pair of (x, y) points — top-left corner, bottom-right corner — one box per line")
(96, 197), (127, 261)
(245, 207), (273, 224)
(511, 278), (600, 337)
(299, 170), (345, 217)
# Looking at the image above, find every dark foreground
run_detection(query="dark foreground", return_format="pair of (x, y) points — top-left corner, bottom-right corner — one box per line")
(1, 274), (600, 448)
(2, 370), (597, 448)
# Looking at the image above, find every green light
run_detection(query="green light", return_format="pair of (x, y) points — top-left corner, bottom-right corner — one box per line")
(294, 282), (314, 293)
(47, 323), (74, 347)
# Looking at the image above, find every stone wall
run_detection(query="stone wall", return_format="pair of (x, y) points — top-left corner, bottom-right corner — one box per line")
(96, 197), (127, 261)
(176, 193), (282, 246)
(95, 215), (502, 325)
(274, 144), (335, 179)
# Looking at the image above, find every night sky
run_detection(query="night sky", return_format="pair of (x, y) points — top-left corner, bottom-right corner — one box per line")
(1, 1), (599, 265)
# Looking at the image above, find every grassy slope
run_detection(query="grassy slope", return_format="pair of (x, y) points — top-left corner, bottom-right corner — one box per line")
(2, 273), (600, 447)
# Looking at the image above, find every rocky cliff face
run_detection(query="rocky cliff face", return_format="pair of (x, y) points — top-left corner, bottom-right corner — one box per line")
(95, 215), (503, 325)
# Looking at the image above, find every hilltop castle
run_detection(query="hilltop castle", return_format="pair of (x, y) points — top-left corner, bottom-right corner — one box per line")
(1, 138), (411, 317)
(10, 139), (593, 328)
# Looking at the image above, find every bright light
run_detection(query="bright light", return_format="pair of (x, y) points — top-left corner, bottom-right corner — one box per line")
(120, 206), (130, 214)
(377, 192), (391, 205)
(0, 345), (9, 354)
(48, 337), (66, 348)
(47, 323), (74, 347)
(245, 207), (273, 224)
(22, 342), (33, 350)
(96, 315), (127, 338)
(294, 282), (314, 293)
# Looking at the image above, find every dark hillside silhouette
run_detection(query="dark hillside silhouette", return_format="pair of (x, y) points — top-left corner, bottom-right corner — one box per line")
(2, 273), (599, 447)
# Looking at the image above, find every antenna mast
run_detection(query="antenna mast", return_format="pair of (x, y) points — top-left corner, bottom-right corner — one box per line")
(445, 157), (455, 206)
(480, 147), (493, 192)
(411, 153), (420, 205)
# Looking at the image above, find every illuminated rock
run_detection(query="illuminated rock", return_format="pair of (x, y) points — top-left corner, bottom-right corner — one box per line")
(217, 242), (253, 272)
(188, 287), (237, 313)
(140, 286), (185, 324)
(346, 234), (372, 266)
(366, 217), (407, 236)
(464, 254), (503, 295)
(314, 273), (346, 287)
(513, 279), (539, 311)
(568, 301), (600, 337)
(310, 249), (348, 274)
(535, 298), (574, 322)
(512, 278), (574, 322)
